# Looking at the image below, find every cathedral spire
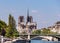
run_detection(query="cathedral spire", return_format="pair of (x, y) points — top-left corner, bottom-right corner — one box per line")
(27, 9), (30, 23)
(27, 9), (29, 16)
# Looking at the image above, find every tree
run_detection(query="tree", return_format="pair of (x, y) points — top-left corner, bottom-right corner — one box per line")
(41, 28), (51, 35)
(0, 20), (7, 36)
(5, 14), (19, 38)
(41, 28), (57, 35)
(32, 30), (41, 35)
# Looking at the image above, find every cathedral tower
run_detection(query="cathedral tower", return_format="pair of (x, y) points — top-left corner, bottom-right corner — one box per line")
(18, 9), (37, 34)
(27, 9), (33, 23)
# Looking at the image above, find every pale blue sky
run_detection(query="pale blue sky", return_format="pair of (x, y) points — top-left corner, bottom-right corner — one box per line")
(0, 0), (60, 28)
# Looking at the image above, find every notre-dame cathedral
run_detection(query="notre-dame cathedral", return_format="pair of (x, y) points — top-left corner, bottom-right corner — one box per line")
(17, 10), (37, 34)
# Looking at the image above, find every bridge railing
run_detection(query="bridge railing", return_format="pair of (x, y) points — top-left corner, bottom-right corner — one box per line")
(19, 34), (60, 36)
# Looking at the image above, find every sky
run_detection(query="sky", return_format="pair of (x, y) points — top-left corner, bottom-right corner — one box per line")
(0, 0), (60, 29)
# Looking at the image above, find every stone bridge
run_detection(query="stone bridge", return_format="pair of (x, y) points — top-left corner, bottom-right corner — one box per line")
(19, 34), (60, 41)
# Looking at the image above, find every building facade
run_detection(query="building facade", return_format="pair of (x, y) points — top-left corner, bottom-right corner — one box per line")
(17, 10), (37, 34)
(48, 21), (60, 34)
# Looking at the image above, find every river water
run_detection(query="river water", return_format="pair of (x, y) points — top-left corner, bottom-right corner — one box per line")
(31, 40), (60, 43)
(12, 40), (60, 43)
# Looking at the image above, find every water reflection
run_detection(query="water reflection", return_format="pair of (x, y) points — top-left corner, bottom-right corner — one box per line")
(12, 40), (60, 43)
(12, 40), (26, 43)
(31, 40), (60, 43)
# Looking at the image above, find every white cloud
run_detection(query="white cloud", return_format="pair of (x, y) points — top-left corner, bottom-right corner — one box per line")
(41, 21), (48, 24)
(32, 10), (38, 13)
(57, 14), (60, 17)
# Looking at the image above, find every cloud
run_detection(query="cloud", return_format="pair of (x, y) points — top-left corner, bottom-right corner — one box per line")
(32, 10), (38, 13)
(57, 14), (60, 17)
(41, 21), (48, 24)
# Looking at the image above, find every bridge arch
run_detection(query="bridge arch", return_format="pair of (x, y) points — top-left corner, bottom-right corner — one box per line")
(31, 36), (58, 41)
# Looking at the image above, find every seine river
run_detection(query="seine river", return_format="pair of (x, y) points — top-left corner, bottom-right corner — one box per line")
(31, 40), (60, 43)
(12, 40), (60, 43)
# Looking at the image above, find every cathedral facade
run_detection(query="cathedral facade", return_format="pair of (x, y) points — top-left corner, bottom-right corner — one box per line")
(17, 10), (37, 34)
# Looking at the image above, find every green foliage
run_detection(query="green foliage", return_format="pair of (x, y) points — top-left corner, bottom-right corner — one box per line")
(0, 14), (19, 38)
(0, 20), (7, 36)
(32, 30), (41, 35)
(5, 27), (13, 38)
(5, 27), (19, 38)
(32, 28), (57, 35)
(41, 28), (57, 35)
(0, 20), (7, 29)
(41, 28), (51, 35)
(5, 14), (19, 38)
(13, 29), (19, 37)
